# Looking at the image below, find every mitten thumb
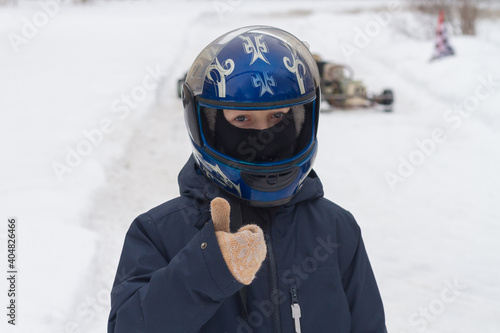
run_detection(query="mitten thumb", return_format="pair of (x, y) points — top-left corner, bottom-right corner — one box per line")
(210, 197), (230, 233)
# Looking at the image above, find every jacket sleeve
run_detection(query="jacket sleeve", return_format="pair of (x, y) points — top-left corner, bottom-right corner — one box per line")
(108, 213), (244, 333)
(340, 214), (387, 333)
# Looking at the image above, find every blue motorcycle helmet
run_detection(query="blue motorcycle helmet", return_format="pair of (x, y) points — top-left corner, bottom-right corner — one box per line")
(182, 25), (321, 207)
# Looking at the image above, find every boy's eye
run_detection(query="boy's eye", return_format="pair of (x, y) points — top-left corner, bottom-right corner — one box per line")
(234, 115), (248, 122)
(272, 112), (284, 119)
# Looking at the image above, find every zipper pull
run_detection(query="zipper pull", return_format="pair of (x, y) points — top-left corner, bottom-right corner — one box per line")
(290, 287), (302, 333)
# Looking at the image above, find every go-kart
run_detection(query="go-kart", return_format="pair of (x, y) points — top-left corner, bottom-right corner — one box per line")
(315, 55), (394, 112)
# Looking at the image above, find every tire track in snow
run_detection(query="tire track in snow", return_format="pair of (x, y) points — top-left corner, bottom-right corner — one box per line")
(62, 11), (202, 333)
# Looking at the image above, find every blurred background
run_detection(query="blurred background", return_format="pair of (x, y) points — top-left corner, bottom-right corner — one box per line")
(1, 0), (499, 332)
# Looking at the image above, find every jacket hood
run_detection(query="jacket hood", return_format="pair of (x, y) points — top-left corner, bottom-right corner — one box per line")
(178, 155), (324, 207)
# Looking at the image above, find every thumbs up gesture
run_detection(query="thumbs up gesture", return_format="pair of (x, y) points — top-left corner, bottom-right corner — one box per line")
(211, 198), (267, 285)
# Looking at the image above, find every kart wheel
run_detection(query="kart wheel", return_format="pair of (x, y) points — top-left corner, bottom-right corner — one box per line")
(379, 89), (393, 112)
(177, 78), (185, 98)
(379, 89), (393, 105)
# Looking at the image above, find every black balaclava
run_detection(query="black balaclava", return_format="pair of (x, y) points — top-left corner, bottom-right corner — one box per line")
(213, 110), (297, 163)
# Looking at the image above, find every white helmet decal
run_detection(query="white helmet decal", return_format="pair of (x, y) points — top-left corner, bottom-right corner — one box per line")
(205, 57), (235, 98)
(283, 43), (307, 95)
(251, 72), (276, 97)
(239, 35), (270, 66)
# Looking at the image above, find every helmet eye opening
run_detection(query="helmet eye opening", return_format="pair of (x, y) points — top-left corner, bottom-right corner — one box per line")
(197, 100), (316, 167)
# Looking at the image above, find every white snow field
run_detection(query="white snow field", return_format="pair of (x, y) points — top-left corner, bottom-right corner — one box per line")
(1, 1), (499, 332)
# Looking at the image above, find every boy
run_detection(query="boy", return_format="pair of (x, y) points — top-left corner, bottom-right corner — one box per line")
(109, 25), (386, 333)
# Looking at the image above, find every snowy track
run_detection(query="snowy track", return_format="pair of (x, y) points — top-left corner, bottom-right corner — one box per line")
(82, 95), (191, 333)
(1, 1), (499, 332)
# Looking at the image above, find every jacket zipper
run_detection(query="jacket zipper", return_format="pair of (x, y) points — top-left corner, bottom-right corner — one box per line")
(290, 287), (302, 333)
(265, 229), (282, 333)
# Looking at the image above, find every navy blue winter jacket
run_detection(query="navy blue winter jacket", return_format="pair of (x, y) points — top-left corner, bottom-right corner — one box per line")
(108, 156), (387, 332)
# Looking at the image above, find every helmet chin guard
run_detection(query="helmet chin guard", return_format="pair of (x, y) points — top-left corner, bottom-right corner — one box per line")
(182, 25), (321, 207)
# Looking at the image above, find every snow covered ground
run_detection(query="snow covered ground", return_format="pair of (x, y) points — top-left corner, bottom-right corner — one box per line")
(1, 1), (499, 332)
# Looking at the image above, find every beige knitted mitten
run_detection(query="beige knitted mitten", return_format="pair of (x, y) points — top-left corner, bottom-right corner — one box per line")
(210, 197), (267, 285)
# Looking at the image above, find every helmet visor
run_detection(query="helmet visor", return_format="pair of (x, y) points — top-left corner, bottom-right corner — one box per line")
(199, 100), (316, 166)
